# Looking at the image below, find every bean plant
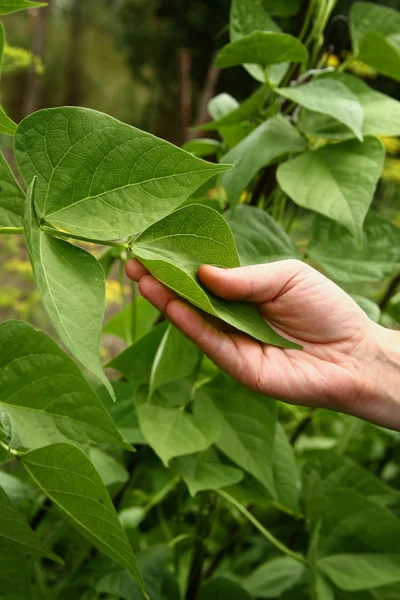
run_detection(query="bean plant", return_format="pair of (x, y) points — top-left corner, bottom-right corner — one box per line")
(1, 0), (400, 598)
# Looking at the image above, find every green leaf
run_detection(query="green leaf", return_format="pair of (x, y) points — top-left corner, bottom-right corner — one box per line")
(308, 525), (335, 600)
(215, 31), (308, 71)
(0, 150), (25, 230)
(88, 447), (129, 490)
(277, 138), (385, 242)
(208, 93), (240, 120)
(0, 471), (34, 508)
(0, 547), (32, 600)
(103, 296), (158, 343)
(0, 106), (17, 136)
(0, 0), (46, 15)
(272, 423), (300, 514)
(172, 450), (244, 496)
(230, 0), (289, 84)
(243, 556), (305, 598)
(199, 85), (268, 132)
(21, 443), (146, 594)
(24, 180), (114, 398)
(278, 79), (364, 141)
(0, 484), (61, 562)
(318, 554), (400, 591)
(136, 388), (219, 466)
(182, 138), (221, 157)
(96, 545), (171, 600)
(0, 320), (128, 451)
(225, 205), (299, 265)
(300, 73), (400, 139)
(199, 578), (253, 600)
(149, 324), (201, 397)
(108, 323), (168, 385)
(261, 0), (300, 16)
(352, 296), (381, 323)
(308, 212), (400, 283)
(221, 115), (306, 209)
(132, 203), (299, 348)
(194, 374), (277, 496)
(350, 2), (400, 82)
(95, 381), (145, 445)
(14, 107), (230, 240)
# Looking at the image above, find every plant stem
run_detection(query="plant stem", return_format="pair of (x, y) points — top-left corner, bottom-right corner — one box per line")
(130, 280), (137, 343)
(379, 271), (400, 311)
(143, 475), (181, 514)
(290, 408), (317, 445)
(41, 225), (128, 249)
(0, 227), (24, 234)
(217, 490), (307, 565)
(119, 258), (132, 345)
(0, 440), (19, 457)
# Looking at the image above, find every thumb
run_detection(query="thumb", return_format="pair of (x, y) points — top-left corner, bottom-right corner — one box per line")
(198, 259), (308, 303)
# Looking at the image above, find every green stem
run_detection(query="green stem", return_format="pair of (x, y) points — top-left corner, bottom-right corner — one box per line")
(130, 280), (137, 343)
(119, 259), (132, 345)
(143, 476), (180, 514)
(0, 227), (24, 234)
(0, 440), (19, 457)
(41, 225), (128, 249)
(217, 490), (307, 565)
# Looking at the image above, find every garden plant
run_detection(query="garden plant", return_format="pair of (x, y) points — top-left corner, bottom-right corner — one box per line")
(1, 0), (400, 598)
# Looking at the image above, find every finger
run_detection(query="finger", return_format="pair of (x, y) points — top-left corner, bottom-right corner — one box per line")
(166, 300), (242, 375)
(139, 275), (178, 313)
(198, 259), (309, 303)
(125, 258), (149, 281)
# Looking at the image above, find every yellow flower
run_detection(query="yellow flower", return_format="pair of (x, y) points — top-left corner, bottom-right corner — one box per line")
(382, 158), (400, 184)
(379, 136), (400, 155)
(321, 52), (340, 69)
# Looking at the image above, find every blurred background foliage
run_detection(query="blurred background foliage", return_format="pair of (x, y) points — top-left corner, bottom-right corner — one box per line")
(1, 0), (400, 359)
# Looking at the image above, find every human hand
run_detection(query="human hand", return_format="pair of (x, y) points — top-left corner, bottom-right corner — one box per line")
(126, 258), (400, 431)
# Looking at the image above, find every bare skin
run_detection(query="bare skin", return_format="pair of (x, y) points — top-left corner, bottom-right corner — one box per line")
(126, 258), (400, 431)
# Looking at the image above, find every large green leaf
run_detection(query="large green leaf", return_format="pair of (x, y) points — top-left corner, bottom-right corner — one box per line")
(216, 31), (308, 71)
(243, 556), (305, 598)
(149, 324), (201, 396)
(21, 443), (145, 594)
(0, 106), (17, 136)
(225, 205), (299, 265)
(136, 388), (219, 466)
(24, 181), (113, 398)
(0, 485), (61, 562)
(318, 554), (400, 591)
(199, 578), (253, 600)
(261, 0), (300, 16)
(0, 150), (24, 230)
(172, 450), (244, 496)
(308, 212), (400, 283)
(0, 0), (46, 15)
(277, 138), (385, 242)
(131, 204), (298, 348)
(350, 2), (400, 81)
(300, 73), (400, 139)
(108, 323), (168, 385)
(221, 115), (306, 210)
(0, 320), (128, 451)
(0, 547), (32, 600)
(272, 423), (300, 513)
(194, 374), (277, 496)
(230, 0), (289, 84)
(14, 107), (230, 240)
(96, 381), (145, 445)
(278, 79), (364, 141)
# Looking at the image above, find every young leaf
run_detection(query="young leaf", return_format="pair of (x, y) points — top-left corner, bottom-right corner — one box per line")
(136, 388), (220, 466)
(199, 578), (253, 600)
(131, 204), (299, 349)
(225, 205), (299, 265)
(24, 180), (114, 399)
(277, 79), (364, 141)
(215, 31), (308, 71)
(300, 73), (400, 139)
(0, 0), (46, 15)
(14, 107), (231, 240)
(221, 115), (306, 210)
(230, 0), (289, 84)
(350, 2), (400, 81)
(108, 322), (168, 384)
(318, 554), (400, 591)
(21, 443), (146, 595)
(172, 450), (244, 496)
(0, 150), (25, 230)
(194, 374), (277, 496)
(277, 138), (385, 242)
(243, 556), (305, 598)
(0, 547), (32, 600)
(0, 106), (17, 136)
(149, 324), (201, 397)
(0, 485), (61, 563)
(182, 138), (221, 157)
(308, 212), (400, 283)
(199, 85), (268, 132)
(0, 320), (129, 450)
